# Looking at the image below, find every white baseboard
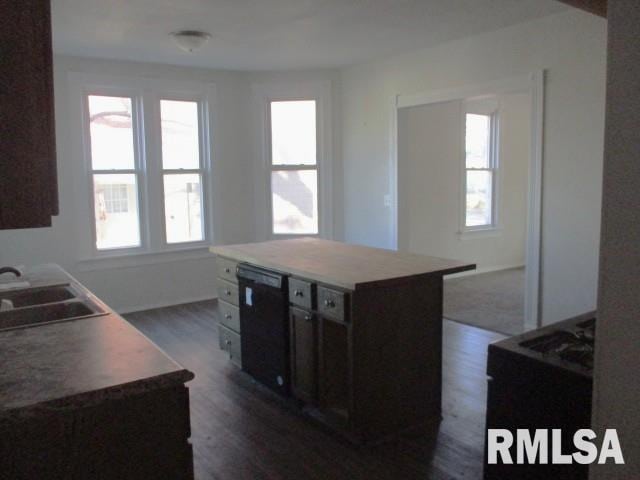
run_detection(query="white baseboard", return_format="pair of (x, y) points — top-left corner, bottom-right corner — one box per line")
(117, 295), (217, 315)
(445, 263), (525, 280)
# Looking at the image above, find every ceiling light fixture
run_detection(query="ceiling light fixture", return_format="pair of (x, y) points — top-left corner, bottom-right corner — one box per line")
(170, 30), (211, 53)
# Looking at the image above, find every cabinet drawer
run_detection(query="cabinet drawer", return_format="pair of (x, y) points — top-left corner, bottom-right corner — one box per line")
(216, 257), (238, 284)
(217, 279), (239, 306)
(318, 286), (348, 322)
(218, 324), (242, 367)
(289, 277), (316, 310)
(219, 300), (240, 333)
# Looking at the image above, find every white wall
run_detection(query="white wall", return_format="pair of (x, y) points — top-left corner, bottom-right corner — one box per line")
(0, 56), (342, 312)
(0, 55), (257, 312)
(0, 10), (607, 325)
(341, 10), (607, 325)
(397, 93), (530, 271)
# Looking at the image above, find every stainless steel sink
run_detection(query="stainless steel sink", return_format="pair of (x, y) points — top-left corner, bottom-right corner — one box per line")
(0, 286), (107, 331)
(0, 285), (76, 308)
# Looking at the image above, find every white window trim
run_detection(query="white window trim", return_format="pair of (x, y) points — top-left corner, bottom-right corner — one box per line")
(458, 99), (501, 236)
(251, 80), (333, 241)
(68, 73), (217, 266)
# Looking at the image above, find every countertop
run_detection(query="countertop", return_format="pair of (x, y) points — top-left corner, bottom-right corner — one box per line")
(0, 265), (194, 420)
(210, 238), (475, 290)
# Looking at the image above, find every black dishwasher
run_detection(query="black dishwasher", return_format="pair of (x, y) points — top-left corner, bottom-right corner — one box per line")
(237, 264), (290, 396)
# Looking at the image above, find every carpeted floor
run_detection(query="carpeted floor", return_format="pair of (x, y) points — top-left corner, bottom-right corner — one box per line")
(444, 267), (525, 336)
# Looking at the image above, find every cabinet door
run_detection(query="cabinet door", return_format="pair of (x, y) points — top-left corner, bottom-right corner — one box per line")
(289, 307), (317, 404)
(318, 316), (350, 426)
(0, 0), (58, 229)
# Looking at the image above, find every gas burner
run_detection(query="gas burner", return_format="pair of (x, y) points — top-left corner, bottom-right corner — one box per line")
(519, 318), (596, 371)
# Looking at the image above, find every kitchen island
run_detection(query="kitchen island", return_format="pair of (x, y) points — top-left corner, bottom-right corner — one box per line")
(211, 238), (474, 443)
(0, 265), (195, 479)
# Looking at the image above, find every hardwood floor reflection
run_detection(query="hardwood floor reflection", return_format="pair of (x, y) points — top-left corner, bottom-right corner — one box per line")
(126, 300), (504, 480)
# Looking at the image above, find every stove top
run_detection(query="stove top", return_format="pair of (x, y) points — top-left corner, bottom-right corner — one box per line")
(520, 318), (595, 371)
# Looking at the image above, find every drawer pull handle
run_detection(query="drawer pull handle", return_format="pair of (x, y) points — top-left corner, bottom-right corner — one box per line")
(294, 289), (304, 297)
(225, 290), (231, 296)
(225, 314), (232, 319)
(304, 315), (312, 321)
(225, 340), (231, 345)
(324, 299), (336, 308)
(224, 267), (231, 273)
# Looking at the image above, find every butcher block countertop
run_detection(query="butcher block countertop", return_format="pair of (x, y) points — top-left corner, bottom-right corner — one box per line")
(210, 238), (475, 290)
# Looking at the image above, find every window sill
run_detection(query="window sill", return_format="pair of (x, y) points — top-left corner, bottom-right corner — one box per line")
(457, 227), (503, 240)
(76, 245), (214, 272)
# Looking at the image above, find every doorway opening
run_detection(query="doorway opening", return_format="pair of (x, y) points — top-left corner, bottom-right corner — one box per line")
(392, 73), (544, 334)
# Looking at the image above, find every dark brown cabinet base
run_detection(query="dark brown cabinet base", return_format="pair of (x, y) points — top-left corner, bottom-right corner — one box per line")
(0, 386), (194, 480)
(287, 275), (445, 444)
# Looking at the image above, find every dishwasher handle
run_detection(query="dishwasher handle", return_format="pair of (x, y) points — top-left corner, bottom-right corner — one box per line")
(236, 264), (286, 289)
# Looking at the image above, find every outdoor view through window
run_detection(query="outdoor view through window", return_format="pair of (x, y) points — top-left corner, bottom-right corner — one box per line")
(465, 113), (496, 228)
(88, 95), (205, 250)
(88, 95), (141, 250)
(270, 100), (319, 235)
(160, 100), (204, 244)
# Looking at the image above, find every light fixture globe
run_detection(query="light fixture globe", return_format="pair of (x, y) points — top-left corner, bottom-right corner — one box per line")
(170, 30), (211, 53)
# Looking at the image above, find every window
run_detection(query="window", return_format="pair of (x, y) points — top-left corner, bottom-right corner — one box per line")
(102, 184), (129, 214)
(88, 95), (141, 250)
(269, 100), (319, 235)
(464, 112), (498, 229)
(80, 78), (213, 256)
(160, 100), (204, 243)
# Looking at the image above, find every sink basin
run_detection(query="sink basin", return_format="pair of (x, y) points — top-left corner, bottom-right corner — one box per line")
(0, 299), (107, 331)
(0, 285), (76, 308)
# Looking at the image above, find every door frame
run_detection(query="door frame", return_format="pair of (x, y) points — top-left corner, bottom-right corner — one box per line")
(389, 71), (545, 330)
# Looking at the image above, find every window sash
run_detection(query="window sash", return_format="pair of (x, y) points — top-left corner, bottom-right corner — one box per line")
(268, 165), (320, 236)
(158, 98), (207, 245)
(86, 93), (145, 252)
(267, 100), (320, 236)
(464, 168), (496, 228)
(91, 172), (143, 250)
(462, 111), (499, 231)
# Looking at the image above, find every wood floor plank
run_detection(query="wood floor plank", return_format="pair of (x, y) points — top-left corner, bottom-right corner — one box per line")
(125, 300), (504, 480)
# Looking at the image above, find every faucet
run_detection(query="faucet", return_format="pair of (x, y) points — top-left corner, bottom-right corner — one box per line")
(0, 267), (21, 277)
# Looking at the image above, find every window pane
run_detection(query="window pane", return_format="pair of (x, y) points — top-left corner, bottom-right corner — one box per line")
(465, 113), (490, 168)
(93, 174), (140, 249)
(271, 170), (318, 234)
(466, 170), (493, 227)
(164, 174), (204, 243)
(271, 100), (316, 166)
(160, 100), (200, 169)
(88, 96), (135, 170)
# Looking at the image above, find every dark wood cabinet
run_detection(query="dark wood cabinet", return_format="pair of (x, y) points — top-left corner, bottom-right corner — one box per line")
(212, 239), (473, 444)
(289, 307), (318, 404)
(1, 386), (194, 479)
(0, 0), (58, 229)
(318, 315), (351, 428)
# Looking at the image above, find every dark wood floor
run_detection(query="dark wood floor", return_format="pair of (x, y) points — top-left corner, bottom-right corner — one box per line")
(126, 300), (504, 480)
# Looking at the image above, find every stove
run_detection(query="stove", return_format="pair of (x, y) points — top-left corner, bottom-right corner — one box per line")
(483, 312), (596, 480)
(519, 317), (595, 371)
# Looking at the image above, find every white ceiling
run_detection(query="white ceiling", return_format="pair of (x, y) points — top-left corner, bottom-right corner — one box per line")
(52, 0), (568, 71)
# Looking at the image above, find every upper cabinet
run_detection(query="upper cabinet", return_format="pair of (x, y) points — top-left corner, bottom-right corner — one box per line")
(0, 0), (58, 229)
